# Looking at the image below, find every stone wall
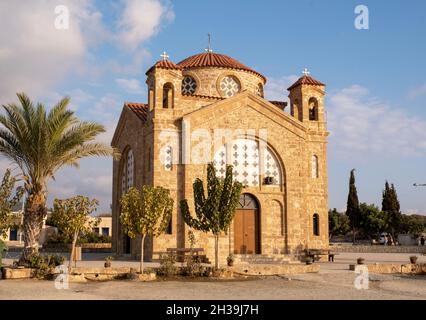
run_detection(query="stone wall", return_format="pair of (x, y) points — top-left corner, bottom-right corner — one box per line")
(330, 245), (426, 254)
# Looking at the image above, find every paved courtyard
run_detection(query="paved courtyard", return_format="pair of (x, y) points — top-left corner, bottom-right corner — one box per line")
(1, 252), (425, 300)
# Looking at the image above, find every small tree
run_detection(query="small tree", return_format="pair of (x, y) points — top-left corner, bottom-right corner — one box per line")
(120, 186), (173, 274)
(50, 196), (99, 272)
(180, 163), (243, 270)
(328, 208), (350, 239)
(382, 181), (402, 237)
(359, 203), (388, 239)
(346, 169), (361, 244)
(0, 169), (24, 238)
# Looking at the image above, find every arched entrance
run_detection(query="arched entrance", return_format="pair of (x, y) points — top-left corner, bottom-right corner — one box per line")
(234, 193), (260, 254)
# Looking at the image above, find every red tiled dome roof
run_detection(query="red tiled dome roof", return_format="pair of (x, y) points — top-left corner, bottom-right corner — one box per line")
(146, 59), (181, 75)
(177, 52), (266, 81)
(125, 102), (148, 121)
(287, 75), (325, 91)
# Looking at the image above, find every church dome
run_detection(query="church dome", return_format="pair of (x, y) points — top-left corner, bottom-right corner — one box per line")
(177, 52), (266, 82)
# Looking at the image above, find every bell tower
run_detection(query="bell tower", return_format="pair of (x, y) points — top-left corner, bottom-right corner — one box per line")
(288, 68), (326, 128)
(145, 51), (183, 116)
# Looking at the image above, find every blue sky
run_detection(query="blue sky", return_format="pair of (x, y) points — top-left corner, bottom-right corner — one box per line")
(1, 0), (426, 214)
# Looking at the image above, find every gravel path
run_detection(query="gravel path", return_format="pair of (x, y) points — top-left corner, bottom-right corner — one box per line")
(1, 252), (424, 300)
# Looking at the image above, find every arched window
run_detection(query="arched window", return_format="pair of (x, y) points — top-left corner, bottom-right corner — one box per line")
(256, 83), (264, 97)
(148, 89), (154, 110)
(309, 97), (319, 121)
(312, 155), (319, 178)
(163, 83), (174, 109)
(121, 149), (134, 195)
(313, 213), (320, 236)
(291, 99), (300, 120)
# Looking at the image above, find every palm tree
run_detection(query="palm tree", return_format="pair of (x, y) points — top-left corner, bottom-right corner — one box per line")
(0, 93), (117, 258)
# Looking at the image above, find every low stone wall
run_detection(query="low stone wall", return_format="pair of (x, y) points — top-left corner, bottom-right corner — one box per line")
(330, 245), (426, 254)
(2, 267), (36, 279)
(41, 243), (112, 253)
(349, 263), (426, 275)
(230, 263), (320, 276)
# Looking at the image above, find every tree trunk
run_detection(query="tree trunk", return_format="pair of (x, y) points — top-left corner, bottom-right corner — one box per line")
(22, 191), (47, 259)
(352, 225), (356, 245)
(214, 234), (219, 270)
(69, 231), (78, 273)
(140, 234), (146, 274)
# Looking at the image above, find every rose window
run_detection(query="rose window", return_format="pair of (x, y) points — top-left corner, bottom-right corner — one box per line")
(220, 76), (241, 97)
(182, 76), (197, 95)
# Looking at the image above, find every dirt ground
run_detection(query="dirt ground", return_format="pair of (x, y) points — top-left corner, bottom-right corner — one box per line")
(1, 252), (425, 300)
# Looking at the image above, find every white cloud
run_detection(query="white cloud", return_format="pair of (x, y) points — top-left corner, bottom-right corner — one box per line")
(328, 85), (426, 158)
(0, 0), (105, 102)
(264, 75), (298, 102)
(408, 83), (426, 99)
(0, 0), (174, 102)
(116, 0), (175, 51)
(116, 78), (145, 95)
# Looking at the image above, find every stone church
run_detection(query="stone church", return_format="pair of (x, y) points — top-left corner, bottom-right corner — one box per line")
(111, 49), (329, 263)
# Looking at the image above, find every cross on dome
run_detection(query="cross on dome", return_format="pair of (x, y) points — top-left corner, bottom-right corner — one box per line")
(160, 51), (169, 61)
(205, 33), (213, 53)
(302, 68), (310, 76)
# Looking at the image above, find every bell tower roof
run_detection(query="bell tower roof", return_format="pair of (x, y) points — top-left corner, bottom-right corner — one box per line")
(287, 73), (325, 91)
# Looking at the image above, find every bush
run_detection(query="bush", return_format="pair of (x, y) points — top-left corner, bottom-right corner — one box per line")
(157, 253), (178, 277)
(80, 232), (111, 244)
(24, 253), (66, 278)
(0, 239), (7, 268)
(181, 255), (207, 277)
(47, 232), (111, 244)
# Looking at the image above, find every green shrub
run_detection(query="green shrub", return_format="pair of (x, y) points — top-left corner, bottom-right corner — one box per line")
(157, 253), (178, 277)
(182, 255), (205, 277)
(47, 232), (111, 244)
(24, 253), (65, 278)
(0, 239), (7, 268)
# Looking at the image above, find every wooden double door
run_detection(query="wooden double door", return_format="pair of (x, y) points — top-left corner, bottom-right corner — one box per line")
(234, 209), (259, 254)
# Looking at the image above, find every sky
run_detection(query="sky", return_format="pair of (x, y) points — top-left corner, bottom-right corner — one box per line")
(0, 0), (426, 214)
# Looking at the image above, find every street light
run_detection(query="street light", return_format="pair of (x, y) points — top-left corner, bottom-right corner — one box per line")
(413, 183), (426, 187)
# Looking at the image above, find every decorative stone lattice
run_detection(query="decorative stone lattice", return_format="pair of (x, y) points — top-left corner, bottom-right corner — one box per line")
(126, 150), (134, 189)
(181, 76), (197, 94)
(219, 76), (241, 97)
(214, 139), (281, 186)
(161, 146), (173, 171)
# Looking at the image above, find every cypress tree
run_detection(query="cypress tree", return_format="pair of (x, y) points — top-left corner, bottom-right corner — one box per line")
(382, 182), (401, 238)
(346, 169), (360, 244)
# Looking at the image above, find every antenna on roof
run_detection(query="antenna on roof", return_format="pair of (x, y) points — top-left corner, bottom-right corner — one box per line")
(205, 33), (213, 53)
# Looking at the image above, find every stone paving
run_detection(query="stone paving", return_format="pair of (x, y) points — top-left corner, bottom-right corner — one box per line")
(1, 252), (425, 300)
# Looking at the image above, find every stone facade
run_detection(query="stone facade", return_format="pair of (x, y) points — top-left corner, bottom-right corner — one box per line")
(111, 52), (329, 264)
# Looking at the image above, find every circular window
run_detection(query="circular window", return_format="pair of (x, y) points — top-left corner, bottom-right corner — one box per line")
(220, 76), (241, 97)
(182, 76), (197, 95)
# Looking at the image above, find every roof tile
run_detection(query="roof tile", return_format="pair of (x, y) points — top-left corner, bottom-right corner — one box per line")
(287, 75), (325, 91)
(125, 102), (148, 122)
(177, 52), (266, 81)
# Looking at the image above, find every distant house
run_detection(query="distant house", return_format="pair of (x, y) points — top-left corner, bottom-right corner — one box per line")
(90, 214), (112, 237)
(0, 202), (54, 246)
